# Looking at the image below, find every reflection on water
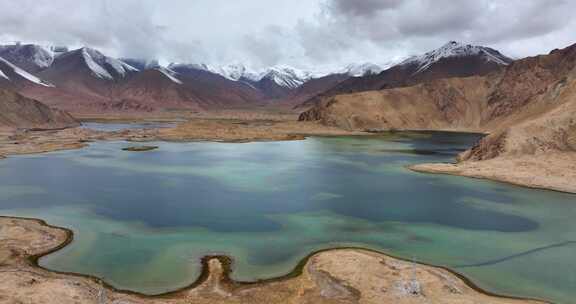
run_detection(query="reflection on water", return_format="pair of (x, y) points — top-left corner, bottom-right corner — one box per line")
(1, 132), (575, 303)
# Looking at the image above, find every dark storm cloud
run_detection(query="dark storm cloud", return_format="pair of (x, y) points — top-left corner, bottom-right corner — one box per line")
(326, 0), (403, 17)
(0, 0), (204, 61)
(294, 0), (576, 65)
(1, 0), (575, 69)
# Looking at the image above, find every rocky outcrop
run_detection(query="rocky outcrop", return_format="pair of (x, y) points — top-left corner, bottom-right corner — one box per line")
(0, 89), (79, 130)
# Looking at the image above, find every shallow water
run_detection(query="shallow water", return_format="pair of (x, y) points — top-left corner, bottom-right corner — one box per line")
(1, 131), (575, 303)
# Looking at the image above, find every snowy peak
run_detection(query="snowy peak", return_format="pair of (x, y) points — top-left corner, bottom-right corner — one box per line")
(400, 41), (512, 74)
(342, 63), (384, 77)
(76, 47), (139, 80)
(0, 44), (54, 73)
(211, 64), (249, 81)
(169, 63), (256, 81)
(0, 56), (54, 87)
(257, 67), (312, 89)
(167, 63), (310, 88)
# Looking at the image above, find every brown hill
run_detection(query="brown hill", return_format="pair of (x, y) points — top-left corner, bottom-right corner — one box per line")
(113, 68), (201, 112)
(0, 89), (79, 130)
(283, 73), (349, 107)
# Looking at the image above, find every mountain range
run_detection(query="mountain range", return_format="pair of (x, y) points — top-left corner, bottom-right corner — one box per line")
(0, 41), (510, 114)
(1, 39), (574, 193)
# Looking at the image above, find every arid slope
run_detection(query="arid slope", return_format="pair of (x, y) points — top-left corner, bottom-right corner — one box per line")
(0, 89), (79, 130)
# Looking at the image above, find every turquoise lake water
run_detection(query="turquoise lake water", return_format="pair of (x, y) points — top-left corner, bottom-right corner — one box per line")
(0, 130), (575, 303)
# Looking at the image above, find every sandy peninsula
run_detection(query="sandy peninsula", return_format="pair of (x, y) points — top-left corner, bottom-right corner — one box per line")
(0, 216), (546, 304)
(409, 152), (576, 194)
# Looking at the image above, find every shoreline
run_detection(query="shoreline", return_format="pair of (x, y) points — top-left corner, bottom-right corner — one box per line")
(408, 155), (576, 195)
(0, 215), (546, 303)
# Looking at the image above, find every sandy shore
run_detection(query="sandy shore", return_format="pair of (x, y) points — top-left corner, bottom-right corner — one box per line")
(0, 216), (545, 304)
(409, 152), (576, 194)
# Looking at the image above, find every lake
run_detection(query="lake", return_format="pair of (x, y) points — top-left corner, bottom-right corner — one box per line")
(1, 130), (575, 303)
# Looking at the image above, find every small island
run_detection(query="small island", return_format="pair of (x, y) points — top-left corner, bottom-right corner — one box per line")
(122, 145), (159, 152)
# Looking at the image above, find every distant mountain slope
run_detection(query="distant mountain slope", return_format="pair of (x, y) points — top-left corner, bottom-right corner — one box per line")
(0, 44), (54, 73)
(296, 41), (512, 109)
(0, 56), (54, 88)
(39, 47), (139, 83)
(0, 43), (413, 113)
(282, 73), (350, 107)
(114, 68), (200, 112)
(168, 64), (265, 109)
(0, 88), (78, 129)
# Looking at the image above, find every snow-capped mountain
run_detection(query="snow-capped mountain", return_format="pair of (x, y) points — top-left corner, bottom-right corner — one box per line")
(0, 56), (53, 87)
(211, 64), (252, 81)
(400, 41), (512, 74)
(341, 63), (384, 77)
(120, 58), (160, 71)
(75, 48), (139, 80)
(299, 41), (514, 105)
(169, 63), (313, 90)
(256, 67), (313, 89)
(0, 44), (54, 73)
(170, 63), (261, 82)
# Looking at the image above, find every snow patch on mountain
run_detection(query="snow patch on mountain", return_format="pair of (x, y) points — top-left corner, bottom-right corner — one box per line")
(0, 69), (8, 80)
(342, 63), (384, 77)
(156, 67), (182, 84)
(400, 41), (512, 74)
(80, 48), (139, 80)
(0, 57), (53, 87)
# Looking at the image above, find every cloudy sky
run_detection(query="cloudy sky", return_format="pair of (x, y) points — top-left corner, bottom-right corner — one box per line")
(1, 0), (575, 71)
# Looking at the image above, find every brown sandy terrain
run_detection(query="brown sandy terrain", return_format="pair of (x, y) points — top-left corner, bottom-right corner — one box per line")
(410, 153), (576, 194)
(0, 216), (545, 304)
